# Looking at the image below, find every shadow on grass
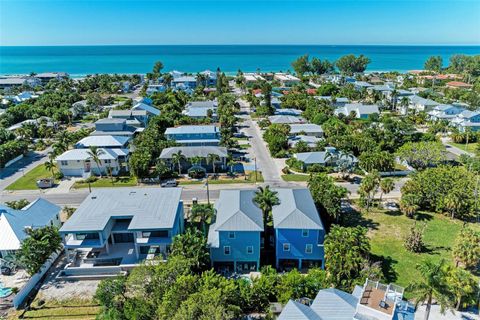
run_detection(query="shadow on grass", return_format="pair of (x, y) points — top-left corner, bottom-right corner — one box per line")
(383, 210), (403, 217)
(371, 253), (398, 284)
(414, 212), (434, 221)
(341, 206), (380, 231)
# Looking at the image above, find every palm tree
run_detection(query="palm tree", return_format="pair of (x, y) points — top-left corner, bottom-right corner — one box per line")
(253, 186), (280, 231)
(44, 159), (56, 178)
(400, 96), (410, 115)
(190, 156), (203, 167)
(206, 153), (220, 174)
(379, 178), (395, 204)
(407, 259), (453, 320)
(162, 73), (173, 88)
(172, 150), (186, 175)
(227, 159), (237, 174)
(87, 146), (105, 178)
(190, 204), (214, 236)
(446, 267), (478, 310)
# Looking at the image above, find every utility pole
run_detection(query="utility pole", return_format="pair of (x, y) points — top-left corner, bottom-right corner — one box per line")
(253, 157), (257, 182)
(205, 175), (210, 205)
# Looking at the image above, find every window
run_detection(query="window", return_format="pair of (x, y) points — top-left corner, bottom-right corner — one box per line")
(224, 246), (231, 255)
(302, 229), (309, 237)
(142, 230), (168, 238)
(75, 233), (99, 241)
(228, 231), (235, 239)
(305, 244), (313, 254)
(283, 243), (290, 252)
(246, 246), (253, 254)
(60, 160), (68, 166)
(104, 159), (112, 164)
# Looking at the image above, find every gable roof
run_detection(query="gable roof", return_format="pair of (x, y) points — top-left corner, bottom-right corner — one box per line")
(0, 198), (60, 251)
(310, 288), (359, 320)
(213, 190), (263, 232)
(56, 148), (129, 161)
(132, 102), (161, 116)
(159, 146), (228, 159)
(75, 135), (130, 148)
(278, 300), (322, 320)
(60, 187), (182, 232)
(289, 123), (323, 134)
(268, 115), (305, 124)
(272, 189), (324, 230)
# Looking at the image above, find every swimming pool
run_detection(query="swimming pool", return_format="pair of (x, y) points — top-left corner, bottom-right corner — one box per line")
(0, 282), (12, 298)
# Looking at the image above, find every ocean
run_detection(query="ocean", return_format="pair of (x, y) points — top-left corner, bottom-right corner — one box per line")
(1, 45), (479, 77)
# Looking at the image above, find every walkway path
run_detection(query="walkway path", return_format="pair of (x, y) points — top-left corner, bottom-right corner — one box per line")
(441, 137), (474, 157)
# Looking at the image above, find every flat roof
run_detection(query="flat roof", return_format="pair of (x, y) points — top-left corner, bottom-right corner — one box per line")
(60, 187), (182, 232)
(165, 125), (219, 135)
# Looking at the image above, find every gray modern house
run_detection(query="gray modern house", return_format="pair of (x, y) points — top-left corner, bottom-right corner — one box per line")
(59, 188), (184, 275)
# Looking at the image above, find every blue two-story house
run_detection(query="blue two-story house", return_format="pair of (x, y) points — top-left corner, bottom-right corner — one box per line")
(208, 190), (263, 273)
(165, 125), (221, 146)
(272, 188), (325, 271)
(452, 110), (480, 132)
(59, 188), (184, 271)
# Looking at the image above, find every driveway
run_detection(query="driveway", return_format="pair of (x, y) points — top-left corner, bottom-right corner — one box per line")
(0, 148), (52, 191)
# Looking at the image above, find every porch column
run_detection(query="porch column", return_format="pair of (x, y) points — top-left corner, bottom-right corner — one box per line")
(105, 239), (110, 255)
(299, 259), (302, 270)
(134, 244), (139, 259)
(111, 234), (115, 244)
(234, 261), (237, 273)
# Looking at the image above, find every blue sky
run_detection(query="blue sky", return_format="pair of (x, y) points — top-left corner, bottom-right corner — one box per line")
(1, 0), (479, 46)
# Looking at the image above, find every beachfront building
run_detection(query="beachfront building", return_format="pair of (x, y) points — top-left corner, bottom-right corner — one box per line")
(274, 73), (301, 86)
(165, 125), (221, 146)
(0, 199), (61, 259)
(289, 123), (324, 138)
(273, 189), (325, 270)
(199, 70), (218, 87)
(59, 188), (184, 274)
(172, 76), (197, 91)
(35, 72), (69, 84)
(335, 103), (380, 119)
(208, 190), (263, 273)
(159, 146), (228, 173)
(1, 91), (39, 105)
(0, 77), (41, 90)
(278, 280), (414, 320)
(446, 81), (473, 90)
(244, 73), (266, 86)
(353, 81), (373, 90)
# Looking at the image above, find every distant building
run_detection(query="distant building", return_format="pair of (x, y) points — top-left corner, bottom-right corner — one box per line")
(165, 125), (221, 146)
(293, 147), (358, 170)
(406, 95), (439, 113)
(91, 118), (140, 137)
(0, 77), (40, 90)
(108, 109), (148, 127)
(335, 103), (380, 119)
(132, 102), (161, 116)
(451, 110), (480, 132)
(428, 104), (465, 121)
(75, 135), (131, 149)
(268, 115), (306, 124)
(183, 100), (218, 119)
(0, 199), (61, 258)
(446, 81), (473, 89)
(274, 73), (301, 86)
(315, 96), (349, 107)
(35, 72), (68, 84)
(289, 123), (324, 138)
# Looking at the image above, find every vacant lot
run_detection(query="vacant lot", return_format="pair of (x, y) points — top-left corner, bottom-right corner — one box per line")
(73, 176), (138, 188)
(13, 299), (100, 320)
(343, 206), (480, 296)
(5, 164), (53, 190)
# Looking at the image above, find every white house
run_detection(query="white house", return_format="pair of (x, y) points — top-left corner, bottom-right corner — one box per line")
(428, 105), (466, 121)
(451, 110), (480, 132)
(56, 148), (129, 177)
(274, 73), (301, 86)
(335, 103), (380, 119)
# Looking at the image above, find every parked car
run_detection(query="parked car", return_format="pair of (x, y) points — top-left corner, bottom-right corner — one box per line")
(161, 179), (178, 187)
(36, 178), (54, 189)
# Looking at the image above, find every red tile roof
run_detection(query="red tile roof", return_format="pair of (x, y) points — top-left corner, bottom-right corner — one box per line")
(446, 81), (472, 88)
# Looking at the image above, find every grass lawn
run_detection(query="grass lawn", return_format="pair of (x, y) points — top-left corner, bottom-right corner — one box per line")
(238, 143), (251, 150)
(179, 171), (264, 185)
(450, 142), (477, 153)
(73, 176), (138, 189)
(5, 164), (54, 191)
(343, 207), (480, 297)
(17, 299), (100, 319)
(281, 174), (310, 182)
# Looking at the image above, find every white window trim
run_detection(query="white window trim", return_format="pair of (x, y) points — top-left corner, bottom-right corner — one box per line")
(224, 246), (231, 255)
(283, 243), (290, 252)
(305, 244), (313, 254)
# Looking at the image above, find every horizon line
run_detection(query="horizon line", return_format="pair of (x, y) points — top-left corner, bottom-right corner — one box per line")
(2, 43), (480, 47)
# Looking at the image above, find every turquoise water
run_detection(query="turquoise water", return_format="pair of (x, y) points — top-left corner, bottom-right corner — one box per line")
(1, 45), (479, 76)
